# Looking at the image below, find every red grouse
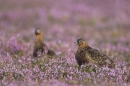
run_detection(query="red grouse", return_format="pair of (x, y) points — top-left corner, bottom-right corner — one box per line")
(75, 38), (115, 68)
(33, 28), (56, 57)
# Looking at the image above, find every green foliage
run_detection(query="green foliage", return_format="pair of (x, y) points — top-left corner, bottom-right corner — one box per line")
(87, 18), (96, 26)
(13, 72), (23, 81)
(63, 72), (67, 78)
(125, 54), (130, 62)
(47, 15), (55, 23)
(81, 65), (95, 73)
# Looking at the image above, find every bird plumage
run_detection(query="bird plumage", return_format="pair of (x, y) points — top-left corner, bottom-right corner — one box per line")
(33, 28), (46, 57)
(33, 28), (56, 57)
(47, 49), (56, 56)
(75, 38), (115, 68)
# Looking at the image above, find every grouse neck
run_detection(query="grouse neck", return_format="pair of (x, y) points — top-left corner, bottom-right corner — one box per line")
(36, 34), (42, 42)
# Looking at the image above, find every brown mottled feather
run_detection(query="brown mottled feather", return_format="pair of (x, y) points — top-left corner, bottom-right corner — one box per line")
(47, 49), (57, 59)
(33, 39), (46, 57)
(47, 49), (56, 56)
(75, 38), (115, 68)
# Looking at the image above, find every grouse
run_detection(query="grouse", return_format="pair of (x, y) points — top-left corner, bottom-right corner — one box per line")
(75, 38), (115, 68)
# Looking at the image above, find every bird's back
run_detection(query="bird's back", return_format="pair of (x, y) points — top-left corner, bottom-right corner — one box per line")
(86, 47), (115, 68)
(76, 46), (115, 68)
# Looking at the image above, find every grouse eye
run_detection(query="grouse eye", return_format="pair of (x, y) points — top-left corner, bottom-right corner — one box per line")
(79, 40), (82, 43)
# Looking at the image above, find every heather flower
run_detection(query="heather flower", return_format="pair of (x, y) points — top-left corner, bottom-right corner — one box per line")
(0, 0), (130, 86)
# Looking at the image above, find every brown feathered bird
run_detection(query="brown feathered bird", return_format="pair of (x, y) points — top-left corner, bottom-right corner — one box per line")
(47, 49), (56, 56)
(33, 28), (56, 57)
(47, 49), (56, 59)
(75, 38), (115, 68)
(33, 28), (46, 57)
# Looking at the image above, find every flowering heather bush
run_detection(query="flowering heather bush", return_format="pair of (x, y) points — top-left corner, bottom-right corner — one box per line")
(0, 0), (130, 86)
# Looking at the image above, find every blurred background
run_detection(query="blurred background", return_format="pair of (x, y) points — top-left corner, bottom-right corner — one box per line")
(0, 0), (130, 35)
(0, 0), (130, 58)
